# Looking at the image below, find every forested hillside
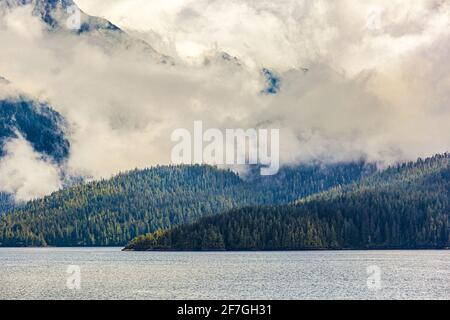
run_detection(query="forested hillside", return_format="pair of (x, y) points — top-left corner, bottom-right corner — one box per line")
(125, 154), (450, 251)
(0, 99), (70, 214)
(0, 193), (14, 215)
(0, 99), (70, 163)
(0, 162), (371, 246)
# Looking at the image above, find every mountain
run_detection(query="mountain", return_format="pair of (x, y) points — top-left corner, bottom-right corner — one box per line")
(124, 153), (450, 251)
(0, 162), (372, 246)
(0, 0), (172, 210)
(0, 99), (70, 163)
(0, 0), (172, 64)
(0, 98), (70, 214)
(1, 0), (116, 31)
(261, 68), (281, 95)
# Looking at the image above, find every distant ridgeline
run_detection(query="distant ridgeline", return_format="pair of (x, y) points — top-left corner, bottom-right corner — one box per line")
(0, 162), (373, 246)
(0, 99), (70, 214)
(125, 154), (450, 251)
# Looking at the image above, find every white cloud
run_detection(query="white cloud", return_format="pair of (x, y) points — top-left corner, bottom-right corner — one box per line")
(1, 5), (44, 40)
(74, 0), (450, 72)
(0, 135), (62, 202)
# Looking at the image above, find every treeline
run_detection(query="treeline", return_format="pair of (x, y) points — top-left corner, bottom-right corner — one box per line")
(0, 193), (15, 215)
(125, 154), (450, 251)
(0, 162), (371, 246)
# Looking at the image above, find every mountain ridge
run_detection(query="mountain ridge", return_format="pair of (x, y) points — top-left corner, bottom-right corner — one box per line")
(0, 162), (372, 246)
(0, 0), (173, 64)
(0, 98), (70, 163)
(124, 153), (450, 251)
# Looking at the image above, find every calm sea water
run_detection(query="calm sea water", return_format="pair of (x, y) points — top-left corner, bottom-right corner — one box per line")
(0, 248), (449, 300)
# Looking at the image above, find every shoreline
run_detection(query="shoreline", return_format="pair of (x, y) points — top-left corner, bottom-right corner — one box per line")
(1, 246), (448, 252)
(123, 247), (450, 252)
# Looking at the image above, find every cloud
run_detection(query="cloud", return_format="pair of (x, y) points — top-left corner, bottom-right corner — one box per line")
(75, 0), (450, 71)
(0, 134), (62, 202)
(0, 0), (448, 195)
(74, 0), (450, 166)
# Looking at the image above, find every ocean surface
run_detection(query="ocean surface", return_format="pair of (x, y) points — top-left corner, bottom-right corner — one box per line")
(0, 248), (449, 300)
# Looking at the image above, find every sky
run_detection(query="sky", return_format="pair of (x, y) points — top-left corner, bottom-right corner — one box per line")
(0, 0), (449, 200)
